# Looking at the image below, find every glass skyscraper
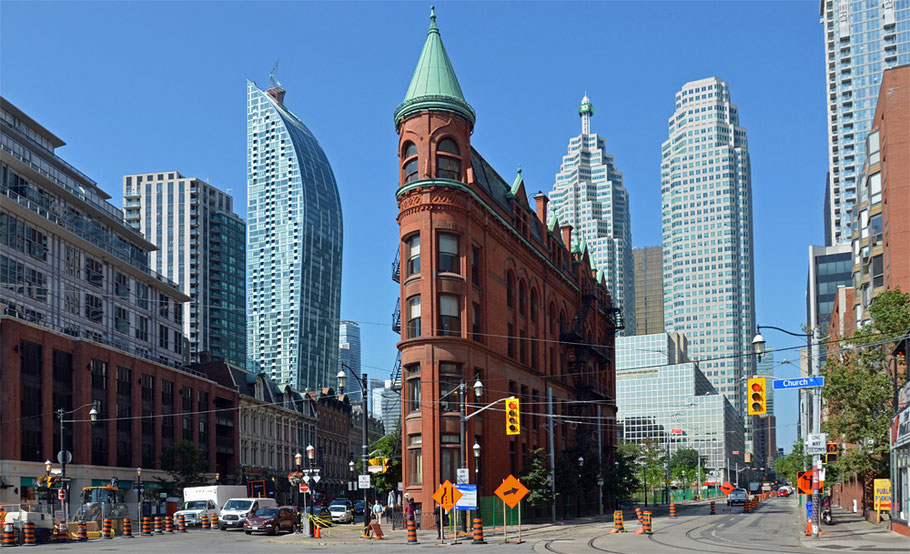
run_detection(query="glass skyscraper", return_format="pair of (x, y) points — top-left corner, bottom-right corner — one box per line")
(247, 79), (343, 389)
(660, 77), (756, 418)
(549, 95), (635, 334)
(338, 320), (362, 401)
(633, 246), (664, 335)
(821, 0), (909, 246)
(123, 171), (247, 368)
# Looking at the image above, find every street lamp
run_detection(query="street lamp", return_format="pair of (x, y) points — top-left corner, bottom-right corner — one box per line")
(136, 468), (143, 521)
(45, 460), (51, 475)
(577, 457), (584, 517)
(337, 364), (369, 536)
(294, 452), (303, 532)
(306, 444), (316, 536)
(55, 402), (99, 522)
(473, 442), (481, 517)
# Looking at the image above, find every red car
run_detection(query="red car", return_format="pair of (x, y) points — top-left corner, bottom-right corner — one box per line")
(243, 506), (298, 535)
(778, 489), (790, 497)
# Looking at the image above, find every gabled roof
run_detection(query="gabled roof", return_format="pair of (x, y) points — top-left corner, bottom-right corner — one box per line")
(394, 7), (475, 127)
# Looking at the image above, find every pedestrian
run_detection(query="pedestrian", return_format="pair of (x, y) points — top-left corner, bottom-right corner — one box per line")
(434, 504), (442, 539)
(372, 499), (383, 524)
(404, 495), (416, 523)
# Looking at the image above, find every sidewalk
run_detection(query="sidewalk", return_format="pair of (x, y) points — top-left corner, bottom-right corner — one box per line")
(797, 505), (909, 551)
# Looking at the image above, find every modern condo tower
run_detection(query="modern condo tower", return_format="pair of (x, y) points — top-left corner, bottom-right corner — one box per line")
(123, 171), (247, 368)
(247, 77), (343, 389)
(820, 0), (909, 245)
(548, 96), (635, 334)
(660, 77), (756, 417)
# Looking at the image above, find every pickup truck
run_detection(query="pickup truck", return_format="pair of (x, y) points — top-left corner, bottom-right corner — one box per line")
(727, 488), (748, 506)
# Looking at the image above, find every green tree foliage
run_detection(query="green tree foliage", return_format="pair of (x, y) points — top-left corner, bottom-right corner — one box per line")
(605, 443), (640, 505)
(158, 439), (210, 494)
(520, 448), (556, 507)
(632, 440), (666, 504)
(773, 439), (810, 485)
(822, 289), (910, 478)
(352, 430), (402, 497)
(670, 448), (701, 490)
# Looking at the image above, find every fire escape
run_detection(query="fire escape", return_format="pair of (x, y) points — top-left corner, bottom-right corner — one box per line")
(390, 248), (402, 393)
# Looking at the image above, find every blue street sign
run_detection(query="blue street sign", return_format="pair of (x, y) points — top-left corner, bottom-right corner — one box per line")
(773, 377), (824, 390)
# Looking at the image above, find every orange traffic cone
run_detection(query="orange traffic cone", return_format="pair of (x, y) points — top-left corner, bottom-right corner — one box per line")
(314, 525), (321, 539)
(805, 520), (812, 536)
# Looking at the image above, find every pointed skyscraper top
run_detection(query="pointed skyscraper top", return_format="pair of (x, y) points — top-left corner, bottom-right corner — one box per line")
(394, 6), (476, 128)
(579, 94), (593, 135)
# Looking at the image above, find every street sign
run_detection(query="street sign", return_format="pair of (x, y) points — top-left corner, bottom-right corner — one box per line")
(454, 484), (477, 510)
(494, 474), (529, 509)
(368, 465), (383, 473)
(58, 489), (66, 501)
(796, 471), (813, 495)
(57, 450), (72, 465)
(313, 474), (321, 483)
(299, 483), (309, 493)
(873, 479), (892, 511)
(720, 482), (734, 495)
(358, 475), (371, 489)
(806, 433), (827, 455)
(432, 480), (462, 512)
(456, 468), (470, 485)
(773, 377), (824, 390)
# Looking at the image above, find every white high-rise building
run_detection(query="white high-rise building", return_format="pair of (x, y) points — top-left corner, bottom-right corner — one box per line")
(338, 320), (362, 400)
(821, 0), (909, 245)
(548, 95), (634, 334)
(661, 77), (756, 421)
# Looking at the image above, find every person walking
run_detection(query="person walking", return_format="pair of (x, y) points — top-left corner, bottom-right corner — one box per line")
(371, 499), (383, 524)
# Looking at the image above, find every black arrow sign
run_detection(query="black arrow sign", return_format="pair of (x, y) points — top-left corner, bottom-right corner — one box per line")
(503, 487), (519, 496)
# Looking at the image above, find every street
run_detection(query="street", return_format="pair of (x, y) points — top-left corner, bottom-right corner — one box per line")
(27, 497), (910, 553)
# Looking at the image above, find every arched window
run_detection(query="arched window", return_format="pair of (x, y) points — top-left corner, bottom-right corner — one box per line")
(402, 142), (419, 184)
(530, 289), (539, 324)
(506, 271), (515, 308)
(436, 138), (461, 180)
(519, 280), (527, 316)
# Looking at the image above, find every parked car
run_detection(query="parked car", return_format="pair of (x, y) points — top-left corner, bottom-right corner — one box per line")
(778, 488), (790, 497)
(727, 488), (748, 506)
(243, 506), (297, 535)
(220, 497), (278, 530)
(353, 500), (365, 516)
(328, 504), (354, 523)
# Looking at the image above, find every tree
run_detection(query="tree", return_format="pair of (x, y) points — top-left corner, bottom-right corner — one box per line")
(634, 440), (666, 505)
(352, 430), (401, 499)
(520, 448), (556, 508)
(605, 443), (640, 507)
(772, 439), (810, 485)
(670, 448), (700, 491)
(158, 440), (210, 494)
(822, 289), (910, 478)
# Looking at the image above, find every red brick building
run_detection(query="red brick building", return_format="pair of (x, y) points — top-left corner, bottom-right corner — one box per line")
(0, 318), (239, 507)
(393, 10), (619, 522)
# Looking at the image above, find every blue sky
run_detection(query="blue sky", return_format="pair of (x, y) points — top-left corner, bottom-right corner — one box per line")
(1, 1), (826, 453)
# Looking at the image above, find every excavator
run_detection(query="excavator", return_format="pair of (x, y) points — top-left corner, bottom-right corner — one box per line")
(75, 484), (129, 533)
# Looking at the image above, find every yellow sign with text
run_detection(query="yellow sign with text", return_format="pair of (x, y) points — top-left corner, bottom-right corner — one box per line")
(873, 479), (891, 511)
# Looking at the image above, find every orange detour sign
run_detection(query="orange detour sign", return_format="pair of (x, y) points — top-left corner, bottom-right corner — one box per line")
(720, 482), (735, 495)
(432, 480), (463, 512)
(494, 474), (529, 509)
(796, 471), (813, 495)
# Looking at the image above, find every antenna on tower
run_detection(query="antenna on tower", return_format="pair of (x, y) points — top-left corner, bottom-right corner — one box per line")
(269, 59), (282, 89)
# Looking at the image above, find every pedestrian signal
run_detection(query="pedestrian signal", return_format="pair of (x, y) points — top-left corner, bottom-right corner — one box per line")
(505, 398), (520, 436)
(825, 442), (837, 464)
(747, 377), (767, 415)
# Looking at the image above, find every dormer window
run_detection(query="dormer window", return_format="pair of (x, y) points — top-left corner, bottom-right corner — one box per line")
(436, 138), (461, 180)
(403, 142), (419, 184)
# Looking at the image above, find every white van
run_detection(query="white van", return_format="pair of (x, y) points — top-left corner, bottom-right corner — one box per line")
(219, 497), (278, 530)
(174, 485), (247, 526)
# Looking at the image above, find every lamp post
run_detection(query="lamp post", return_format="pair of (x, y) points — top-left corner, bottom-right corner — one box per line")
(136, 468), (143, 522)
(337, 366), (369, 535)
(753, 325), (821, 538)
(577, 456), (584, 517)
(306, 444), (316, 536)
(295, 452), (303, 533)
(54, 403), (98, 521)
(458, 377), (483, 532)
(473, 442), (481, 517)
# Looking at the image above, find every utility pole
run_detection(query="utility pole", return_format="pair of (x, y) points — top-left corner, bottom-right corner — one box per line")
(697, 454), (702, 500)
(548, 387), (556, 523)
(665, 440), (671, 504)
(810, 329), (821, 539)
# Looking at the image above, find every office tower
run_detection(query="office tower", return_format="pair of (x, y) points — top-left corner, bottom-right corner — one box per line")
(338, 320), (362, 400)
(616, 333), (745, 481)
(246, 76), (343, 389)
(820, 0), (909, 246)
(661, 77), (756, 417)
(633, 246), (664, 335)
(549, 95), (635, 334)
(123, 171), (247, 368)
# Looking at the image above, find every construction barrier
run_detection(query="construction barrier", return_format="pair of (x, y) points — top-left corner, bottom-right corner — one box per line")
(608, 510), (625, 533)
(710, 501), (716, 515)
(635, 507), (643, 524)
(55, 522), (67, 543)
(669, 503), (677, 518)
(642, 511), (652, 534)
(165, 517), (174, 534)
(142, 516), (152, 536)
(102, 518), (113, 539)
(406, 518), (418, 545)
(1, 523), (15, 547)
(210, 514), (218, 529)
(201, 514), (209, 529)
(471, 517), (486, 544)
(154, 516), (163, 534)
(23, 522), (35, 546)
(78, 521), (87, 542)
(177, 515), (187, 533)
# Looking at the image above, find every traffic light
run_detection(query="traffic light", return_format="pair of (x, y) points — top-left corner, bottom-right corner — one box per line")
(747, 377), (767, 415)
(505, 398), (520, 436)
(826, 442), (837, 464)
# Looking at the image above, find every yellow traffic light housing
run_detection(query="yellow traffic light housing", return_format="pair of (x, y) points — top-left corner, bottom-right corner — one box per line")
(747, 377), (767, 415)
(825, 443), (837, 464)
(505, 398), (520, 436)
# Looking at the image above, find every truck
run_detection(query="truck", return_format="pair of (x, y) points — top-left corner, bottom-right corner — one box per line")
(173, 486), (246, 527)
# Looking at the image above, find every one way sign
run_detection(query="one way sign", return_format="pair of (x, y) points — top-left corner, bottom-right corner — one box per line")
(494, 474), (529, 509)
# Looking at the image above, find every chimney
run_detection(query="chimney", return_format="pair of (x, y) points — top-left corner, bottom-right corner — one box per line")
(533, 192), (549, 224)
(560, 224), (573, 250)
(267, 87), (286, 105)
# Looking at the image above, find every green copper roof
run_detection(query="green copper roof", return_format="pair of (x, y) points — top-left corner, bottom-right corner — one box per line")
(507, 166), (524, 198)
(394, 7), (475, 128)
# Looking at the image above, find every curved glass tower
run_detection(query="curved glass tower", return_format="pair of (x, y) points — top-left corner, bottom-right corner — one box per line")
(246, 80), (343, 390)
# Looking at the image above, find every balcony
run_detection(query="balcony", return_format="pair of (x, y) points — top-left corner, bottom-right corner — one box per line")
(392, 298), (401, 334)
